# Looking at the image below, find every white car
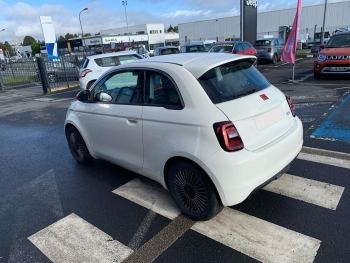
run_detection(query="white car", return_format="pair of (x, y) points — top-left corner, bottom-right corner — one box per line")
(65, 53), (303, 220)
(79, 51), (143, 90)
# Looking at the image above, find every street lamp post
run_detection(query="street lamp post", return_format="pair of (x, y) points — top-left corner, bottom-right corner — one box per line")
(79, 7), (88, 52)
(122, 1), (131, 45)
(321, 0), (328, 45)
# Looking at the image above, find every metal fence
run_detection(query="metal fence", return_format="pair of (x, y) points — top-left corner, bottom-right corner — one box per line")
(0, 58), (41, 90)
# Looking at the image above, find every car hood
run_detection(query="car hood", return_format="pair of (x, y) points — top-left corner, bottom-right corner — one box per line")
(320, 47), (350, 56)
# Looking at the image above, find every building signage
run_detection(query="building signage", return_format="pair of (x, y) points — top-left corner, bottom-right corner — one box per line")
(245, 0), (258, 8)
(241, 0), (258, 44)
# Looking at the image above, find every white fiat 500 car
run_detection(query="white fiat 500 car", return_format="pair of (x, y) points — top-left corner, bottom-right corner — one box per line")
(79, 51), (143, 90)
(65, 53), (303, 220)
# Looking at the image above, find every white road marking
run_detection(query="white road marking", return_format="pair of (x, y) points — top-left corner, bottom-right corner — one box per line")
(113, 178), (180, 220)
(28, 213), (133, 263)
(298, 152), (350, 170)
(113, 179), (321, 263)
(263, 174), (345, 210)
(194, 208), (321, 263)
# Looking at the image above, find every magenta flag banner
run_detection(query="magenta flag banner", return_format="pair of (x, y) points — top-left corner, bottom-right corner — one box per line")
(281, 0), (303, 65)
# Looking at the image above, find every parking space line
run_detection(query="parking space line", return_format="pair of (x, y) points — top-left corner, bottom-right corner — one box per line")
(298, 152), (350, 170)
(113, 178), (321, 263)
(263, 174), (345, 210)
(194, 208), (321, 263)
(28, 213), (133, 263)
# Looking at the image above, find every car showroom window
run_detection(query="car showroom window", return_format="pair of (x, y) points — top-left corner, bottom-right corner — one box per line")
(92, 71), (142, 104)
(145, 71), (182, 108)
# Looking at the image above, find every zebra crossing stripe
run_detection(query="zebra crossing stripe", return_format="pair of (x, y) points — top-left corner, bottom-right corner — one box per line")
(28, 213), (133, 263)
(263, 173), (345, 210)
(113, 178), (321, 263)
(298, 152), (350, 170)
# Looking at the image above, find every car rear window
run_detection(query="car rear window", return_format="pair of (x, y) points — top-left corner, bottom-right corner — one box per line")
(198, 59), (270, 104)
(210, 44), (234, 53)
(255, 40), (272, 46)
(161, 48), (179, 55)
(188, 45), (207, 52)
(94, 55), (139, 67)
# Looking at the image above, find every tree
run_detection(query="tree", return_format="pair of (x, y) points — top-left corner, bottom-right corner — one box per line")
(31, 41), (42, 56)
(65, 33), (74, 40)
(173, 26), (178, 33)
(23, 35), (36, 46)
(84, 33), (91, 37)
(58, 35), (66, 42)
(0, 41), (14, 57)
(167, 25), (174, 33)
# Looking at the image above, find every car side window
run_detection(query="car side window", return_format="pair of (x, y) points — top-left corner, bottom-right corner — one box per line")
(234, 43), (243, 52)
(145, 71), (183, 108)
(92, 70), (143, 105)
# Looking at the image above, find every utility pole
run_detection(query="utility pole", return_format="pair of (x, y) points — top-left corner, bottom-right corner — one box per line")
(79, 7), (88, 53)
(122, 1), (131, 45)
(321, 0), (328, 45)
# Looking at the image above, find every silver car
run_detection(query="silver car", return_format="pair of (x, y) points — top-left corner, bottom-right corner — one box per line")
(255, 38), (284, 64)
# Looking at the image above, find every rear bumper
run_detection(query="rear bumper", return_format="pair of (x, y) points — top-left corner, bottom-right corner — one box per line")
(257, 52), (273, 61)
(204, 117), (303, 206)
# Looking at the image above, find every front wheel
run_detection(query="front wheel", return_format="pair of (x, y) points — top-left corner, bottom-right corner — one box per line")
(167, 161), (223, 221)
(272, 54), (278, 64)
(66, 127), (92, 164)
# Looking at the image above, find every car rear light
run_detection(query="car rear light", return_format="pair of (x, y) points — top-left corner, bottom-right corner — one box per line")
(267, 48), (272, 52)
(80, 69), (92, 78)
(286, 95), (296, 117)
(213, 121), (244, 152)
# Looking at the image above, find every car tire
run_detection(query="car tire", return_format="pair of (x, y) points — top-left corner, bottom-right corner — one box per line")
(272, 54), (278, 64)
(48, 73), (56, 83)
(314, 73), (322, 80)
(167, 161), (223, 221)
(66, 127), (92, 164)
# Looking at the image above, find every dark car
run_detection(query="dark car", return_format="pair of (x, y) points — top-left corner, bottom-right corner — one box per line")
(45, 61), (79, 83)
(180, 44), (207, 53)
(154, 46), (180, 56)
(209, 41), (257, 56)
(255, 38), (284, 64)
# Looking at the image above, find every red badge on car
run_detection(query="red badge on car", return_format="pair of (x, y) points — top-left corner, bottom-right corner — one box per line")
(260, 94), (269, 101)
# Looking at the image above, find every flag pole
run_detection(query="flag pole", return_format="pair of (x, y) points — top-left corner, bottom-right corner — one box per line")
(293, 63), (295, 82)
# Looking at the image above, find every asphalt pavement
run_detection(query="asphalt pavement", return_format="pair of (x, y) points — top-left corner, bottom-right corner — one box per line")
(0, 58), (350, 263)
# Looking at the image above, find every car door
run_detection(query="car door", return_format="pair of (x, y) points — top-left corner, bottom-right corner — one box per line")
(141, 70), (184, 181)
(78, 69), (144, 173)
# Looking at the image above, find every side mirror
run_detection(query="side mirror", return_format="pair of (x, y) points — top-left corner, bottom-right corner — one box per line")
(98, 92), (113, 102)
(76, 90), (90, 102)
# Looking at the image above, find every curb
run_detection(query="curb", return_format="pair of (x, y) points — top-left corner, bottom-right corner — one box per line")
(302, 146), (350, 161)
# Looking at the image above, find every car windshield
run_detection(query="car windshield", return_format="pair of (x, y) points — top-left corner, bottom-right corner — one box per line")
(326, 34), (350, 48)
(161, 48), (179, 55)
(255, 40), (272, 46)
(210, 44), (234, 53)
(198, 59), (270, 104)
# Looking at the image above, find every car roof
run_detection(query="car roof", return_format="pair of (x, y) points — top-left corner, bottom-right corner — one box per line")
(333, 31), (350, 36)
(182, 43), (205, 47)
(126, 53), (256, 78)
(87, 51), (137, 59)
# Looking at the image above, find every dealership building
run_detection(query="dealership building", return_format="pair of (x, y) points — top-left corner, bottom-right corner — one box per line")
(80, 24), (179, 52)
(178, 1), (350, 44)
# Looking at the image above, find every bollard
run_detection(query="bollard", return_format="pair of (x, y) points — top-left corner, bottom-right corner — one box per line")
(36, 57), (50, 94)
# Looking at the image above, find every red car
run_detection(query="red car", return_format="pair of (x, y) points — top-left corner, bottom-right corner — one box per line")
(209, 41), (257, 56)
(314, 31), (350, 79)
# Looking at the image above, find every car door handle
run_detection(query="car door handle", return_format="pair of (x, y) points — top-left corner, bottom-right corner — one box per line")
(127, 119), (138, 124)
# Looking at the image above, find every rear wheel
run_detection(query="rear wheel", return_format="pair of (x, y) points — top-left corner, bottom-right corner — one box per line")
(66, 127), (92, 164)
(272, 54), (278, 64)
(314, 72), (322, 80)
(167, 161), (223, 221)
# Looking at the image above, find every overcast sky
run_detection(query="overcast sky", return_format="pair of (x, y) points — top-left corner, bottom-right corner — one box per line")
(0, 0), (347, 43)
